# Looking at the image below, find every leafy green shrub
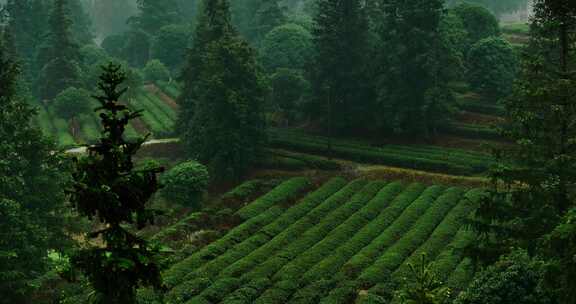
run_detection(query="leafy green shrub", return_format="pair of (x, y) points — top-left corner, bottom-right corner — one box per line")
(259, 23), (313, 71)
(143, 59), (171, 83)
(151, 24), (190, 71)
(161, 161), (209, 209)
(452, 3), (500, 47)
(455, 251), (554, 304)
(467, 37), (518, 100)
(52, 87), (92, 121)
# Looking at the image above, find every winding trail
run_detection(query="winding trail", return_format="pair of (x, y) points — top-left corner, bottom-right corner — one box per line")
(65, 138), (180, 154)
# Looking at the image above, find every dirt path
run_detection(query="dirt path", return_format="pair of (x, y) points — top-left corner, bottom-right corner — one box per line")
(66, 138), (180, 154)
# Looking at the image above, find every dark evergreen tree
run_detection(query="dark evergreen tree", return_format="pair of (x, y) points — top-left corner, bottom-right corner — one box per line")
(376, 0), (452, 135)
(179, 0), (267, 180)
(66, 63), (164, 304)
(0, 28), (68, 303)
(68, 0), (94, 45)
(177, 0), (235, 135)
(253, 0), (286, 42)
(129, 0), (182, 35)
(311, 0), (370, 133)
(122, 29), (151, 68)
(470, 1), (576, 302)
(36, 0), (82, 100)
(90, 0), (136, 37)
(4, 0), (49, 78)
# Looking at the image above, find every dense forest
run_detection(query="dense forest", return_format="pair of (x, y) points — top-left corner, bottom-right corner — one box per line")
(1, 0), (575, 303)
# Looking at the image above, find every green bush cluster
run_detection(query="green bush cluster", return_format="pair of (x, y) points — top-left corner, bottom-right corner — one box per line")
(162, 161), (210, 209)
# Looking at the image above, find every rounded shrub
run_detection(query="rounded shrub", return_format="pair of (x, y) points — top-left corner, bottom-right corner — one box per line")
(162, 161), (210, 209)
(143, 59), (171, 83)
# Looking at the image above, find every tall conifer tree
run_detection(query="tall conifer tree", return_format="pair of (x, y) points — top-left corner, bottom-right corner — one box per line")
(0, 28), (68, 303)
(179, 0), (267, 180)
(311, 0), (370, 133)
(471, 0), (576, 302)
(36, 0), (82, 99)
(130, 0), (182, 34)
(376, 0), (449, 135)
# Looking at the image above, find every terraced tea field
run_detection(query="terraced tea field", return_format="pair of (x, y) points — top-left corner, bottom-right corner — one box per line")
(162, 177), (481, 304)
(34, 84), (179, 147)
(270, 129), (494, 176)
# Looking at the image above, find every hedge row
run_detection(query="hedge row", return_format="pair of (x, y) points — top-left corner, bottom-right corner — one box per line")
(433, 228), (475, 282)
(258, 155), (310, 171)
(447, 258), (475, 292)
(245, 182), (387, 304)
(188, 178), (346, 281)
(137, 92), (174, 129)
(340, 186), (446, 280)
(254, 279), (299, 304)
(270, 131), (479, 175)
(460, 101), (505, 116)
(143, 91), (177, 121)
(235, 177), (310, 220)
(275, 182), (403, 282)
(381, 144), (492, 166)
(220, 180), (267, 206)
(271, 150), (343, 171)
(130, 95), (169, 136)
(157, 80), (182, 100)
(220, 278), (272, 304)
(150, 212), (205, 243)
(289, 279), (338, 304)
(243, 182), (383, 283)
(301, 183), (427, 285)
(358, 187), (465, 286)
(186, 277), (240, 303)
(250, 182), (402, 303)
(272, 129), (492, 165)
(165, 178), (310, 288)
(392, 189), (481, 280)
(163, 204), (284, 288)
(222, 179), (364, 279)
(444, 123), (501, 141)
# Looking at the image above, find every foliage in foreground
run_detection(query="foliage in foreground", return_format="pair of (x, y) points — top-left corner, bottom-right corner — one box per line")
(66, 63), (164, 304)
